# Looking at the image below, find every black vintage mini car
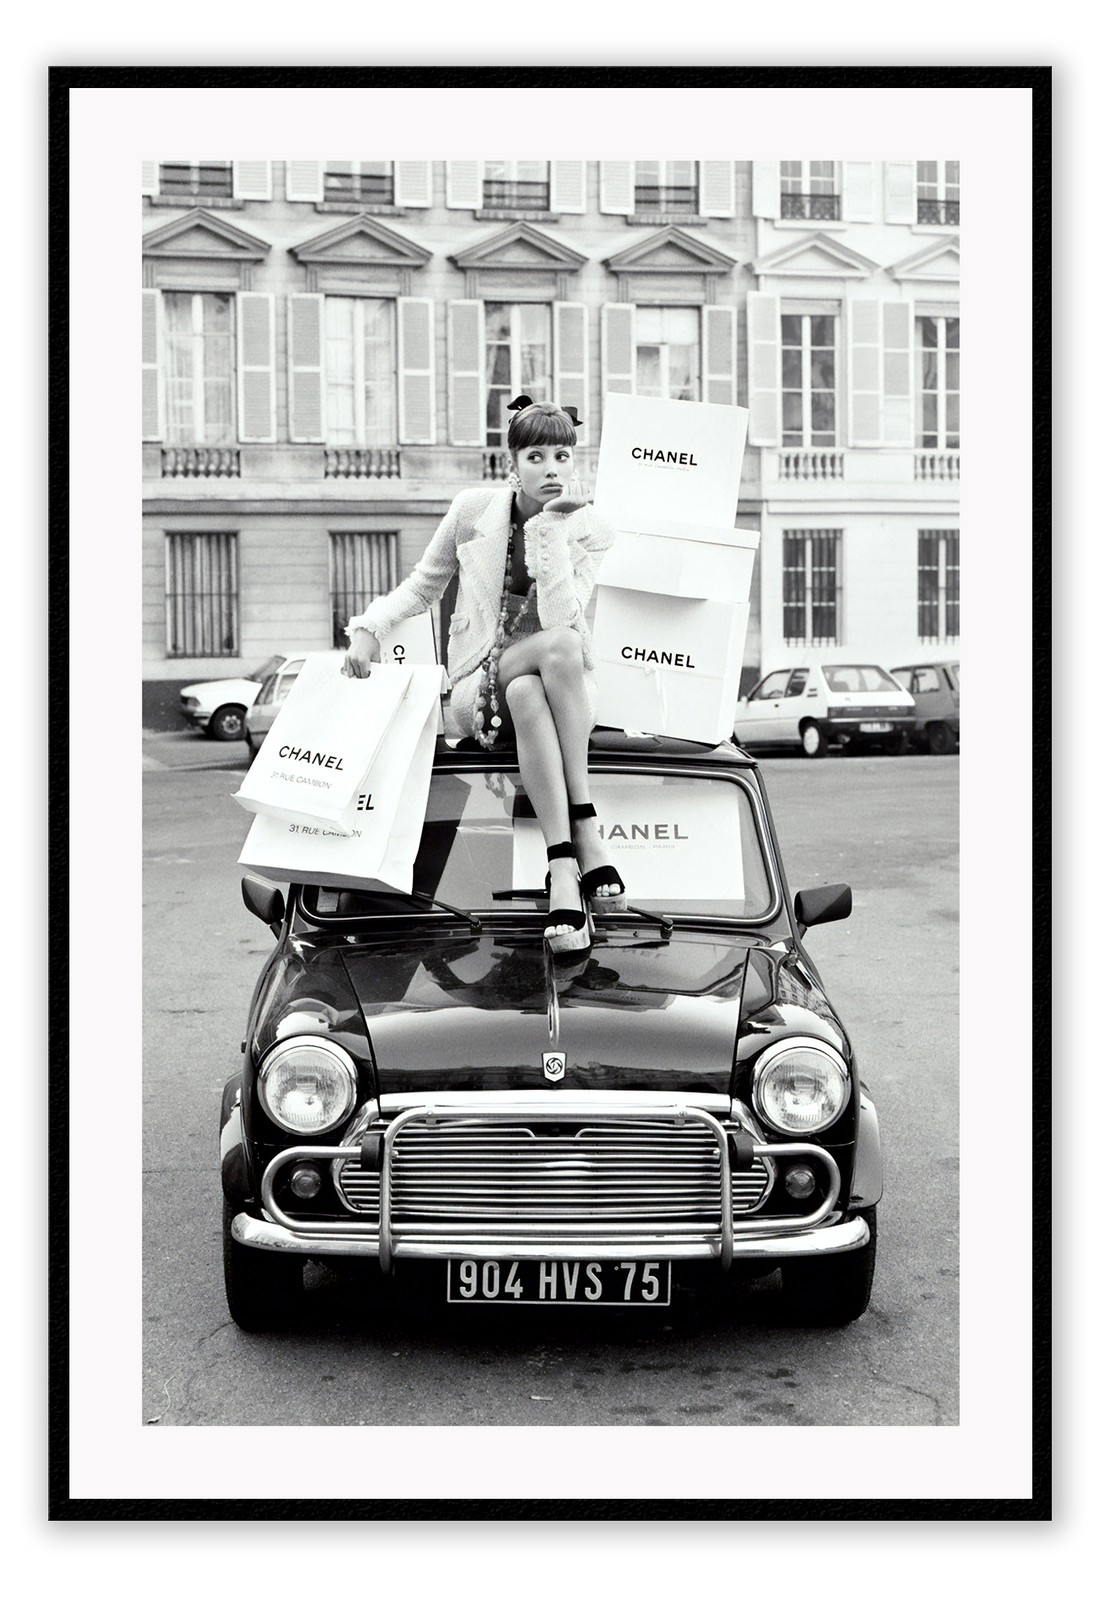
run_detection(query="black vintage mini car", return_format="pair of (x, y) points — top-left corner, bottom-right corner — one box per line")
(221, 731), (882, 1330)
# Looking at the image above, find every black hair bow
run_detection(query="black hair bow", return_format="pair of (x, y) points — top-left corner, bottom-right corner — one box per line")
(505, 395), (584, 426)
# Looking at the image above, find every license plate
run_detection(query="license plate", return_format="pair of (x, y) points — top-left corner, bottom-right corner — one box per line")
(859, 722), (892, 733)
(446, 1258), (671, 1306)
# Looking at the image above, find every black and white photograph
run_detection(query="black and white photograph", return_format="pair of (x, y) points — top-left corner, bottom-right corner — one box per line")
(51, 65), (1052, 1536)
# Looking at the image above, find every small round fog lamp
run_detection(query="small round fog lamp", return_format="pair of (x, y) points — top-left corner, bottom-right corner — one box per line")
(290, 1165), (322, 1199)
(784, 1165), (817, 1200)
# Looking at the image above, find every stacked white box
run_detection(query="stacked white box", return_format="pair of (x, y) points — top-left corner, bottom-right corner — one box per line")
(591, 394), (756, 744)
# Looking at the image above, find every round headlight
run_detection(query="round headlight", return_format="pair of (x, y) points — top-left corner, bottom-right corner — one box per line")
(257, 1036), (357, 1135)
(753, 1039), (850, 1135)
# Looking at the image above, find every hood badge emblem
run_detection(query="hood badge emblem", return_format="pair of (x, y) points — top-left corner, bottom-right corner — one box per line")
(542, 1051), (566, 1083)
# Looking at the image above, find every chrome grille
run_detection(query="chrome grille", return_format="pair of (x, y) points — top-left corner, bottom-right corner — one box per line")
(334, 1117), (770, 1224)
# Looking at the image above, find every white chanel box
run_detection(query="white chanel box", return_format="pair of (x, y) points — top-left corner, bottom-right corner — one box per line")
(591, 394), (756, 741)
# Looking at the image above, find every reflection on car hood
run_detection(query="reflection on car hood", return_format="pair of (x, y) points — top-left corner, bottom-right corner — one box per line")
(337, 930), (752, 1098)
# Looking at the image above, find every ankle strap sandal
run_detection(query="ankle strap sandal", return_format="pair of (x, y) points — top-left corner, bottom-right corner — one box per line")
(568, 804), (628, 913)
(544, 841), (593, 954)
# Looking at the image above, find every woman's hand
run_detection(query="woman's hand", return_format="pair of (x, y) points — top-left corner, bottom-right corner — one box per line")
(543, 476), (592, 515)
(344, 627), (382, 677)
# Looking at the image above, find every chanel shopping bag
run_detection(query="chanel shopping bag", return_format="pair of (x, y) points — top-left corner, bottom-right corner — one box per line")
(233, 657), (418, 832)
(238, 664), (446, 892)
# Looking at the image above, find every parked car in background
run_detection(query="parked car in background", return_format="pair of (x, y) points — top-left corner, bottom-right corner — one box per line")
(889, 661), (960, 754)
(243, 651), (345, 757)
(733, 660), (916, 758)
(180, 654), (291, 742)
(223, 730), (882, 1331)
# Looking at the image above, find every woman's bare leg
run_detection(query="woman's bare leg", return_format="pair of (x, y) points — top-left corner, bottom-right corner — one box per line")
(500, 671), (580, 937)
(497, 628), (622, 900)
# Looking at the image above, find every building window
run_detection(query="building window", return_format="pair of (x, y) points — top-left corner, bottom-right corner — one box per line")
(325, 297), (398, 446)
(158, 161), (233, 199)
(919, 315), (960, 449)
(779, 161), (840, 221)
(483, 161), (550, 211)
(330, 532), (399, 647)
(783, 530), (841, 645)
(636, 306), (700, 401)
(485, 302), (552, 447)
(918, 530), (960, 642)
(166, 532), (239, 657)
(163, 291), (236, 444)
(323, 161), (394, 206)
(916, 161), (960, 225)
(634, 161), (698, 214)
(781, 313), (836, 447)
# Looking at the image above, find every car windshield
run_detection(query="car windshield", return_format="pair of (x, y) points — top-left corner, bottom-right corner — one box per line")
(822, 664), (899, 693)
(247, 654), (286, 682)
(306, 766), (775, 922)
(949, 664), (960, 686)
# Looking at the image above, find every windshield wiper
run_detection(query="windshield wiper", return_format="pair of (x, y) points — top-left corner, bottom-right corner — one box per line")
(598, 906), (675, 939)
(406, 890), (482, 930)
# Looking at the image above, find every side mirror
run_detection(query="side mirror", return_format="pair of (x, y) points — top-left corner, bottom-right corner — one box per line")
(793, 882), (852, 933)
(242, 874), (285, 935)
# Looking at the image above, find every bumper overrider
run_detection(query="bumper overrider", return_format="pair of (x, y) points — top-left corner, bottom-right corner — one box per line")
(229, 1097), (871, 1272)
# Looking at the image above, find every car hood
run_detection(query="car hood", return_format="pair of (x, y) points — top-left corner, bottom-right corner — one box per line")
(337, 929), (754, 1100)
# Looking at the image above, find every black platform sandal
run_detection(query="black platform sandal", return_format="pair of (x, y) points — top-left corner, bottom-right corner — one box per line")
(569, 803), (628, 913)
(544, 841), (593, 954)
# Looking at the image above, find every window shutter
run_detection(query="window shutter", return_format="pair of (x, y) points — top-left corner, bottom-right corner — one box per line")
(847, 299), (884, 446)
(884, 161), (917, 224)
(285, 160), (324, 202)
(601, 303), (636, 394)
(550, 161), (586, 215)
(237, 292), (277, 443)
(397, 297), (437, 444)
(553, 302), (589, 442)
(699, 161), (733, 218)
(752, 161), (780, 220)
(746, 293), (781, 446)
(702, 305), (736, 406)
(447, 300), (485, 445)
(394, 161), (432, 208)
(882, 300), (913, 445)
(142, 289), (164, 441)
(142, 161), (159, 197)
(599, 161), (635, 215)
(233, 160), (272, 200)
(446, 161), (483, 211)
(288, 293), (325, 442)
(842, 161), (874, 222)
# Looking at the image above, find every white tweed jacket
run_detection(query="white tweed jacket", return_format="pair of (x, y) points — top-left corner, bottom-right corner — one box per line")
(346, 485), (617, 683)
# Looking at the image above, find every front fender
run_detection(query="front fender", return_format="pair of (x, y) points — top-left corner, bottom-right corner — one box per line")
(849, 1086), (883, 1209)
(220, 1075), (253, 1205)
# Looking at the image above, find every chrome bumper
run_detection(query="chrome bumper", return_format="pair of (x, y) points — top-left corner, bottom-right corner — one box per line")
(241, 1101), (854, 1269)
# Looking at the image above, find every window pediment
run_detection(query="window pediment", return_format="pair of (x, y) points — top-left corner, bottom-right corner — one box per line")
(141, 208), (271, 262)
(890, 237), (960, 284)
(291, 214), (432, 271)
(448, 221), (588, 274)
(602, 226), (737, 276)
(751, 231), (878, 279)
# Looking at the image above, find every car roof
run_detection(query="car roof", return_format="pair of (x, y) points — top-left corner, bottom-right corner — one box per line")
(438, 729), (757, 770)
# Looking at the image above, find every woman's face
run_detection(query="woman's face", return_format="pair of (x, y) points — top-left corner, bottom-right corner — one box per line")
(513, 441), (575, 506)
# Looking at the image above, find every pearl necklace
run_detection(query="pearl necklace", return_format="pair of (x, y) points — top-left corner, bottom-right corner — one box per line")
(473, 508), (534, 748)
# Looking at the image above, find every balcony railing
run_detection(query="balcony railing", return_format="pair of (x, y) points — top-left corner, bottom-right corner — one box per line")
(633, 185), (699, 214)
(161, 446), (240, 478)
(914, 452), (960, 481)
(482, 179), (550, 210)
(325, 448), (402, 479)
(778, 450), (845, 481)
(780, 192), (841, 221)
(482, 450), (512, 481)
(917, 198), (960, 226)
(324, 172), (395, 206)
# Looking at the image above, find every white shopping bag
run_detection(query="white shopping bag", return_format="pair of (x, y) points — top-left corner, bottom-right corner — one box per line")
(238, 670), (442, 893)
(233, 658), (433, 832)
(377, 611), (439, 667)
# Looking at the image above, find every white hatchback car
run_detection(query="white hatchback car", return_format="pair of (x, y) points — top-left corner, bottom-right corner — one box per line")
(734, 660), (916, 758)
(179, 654), (292, 743)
